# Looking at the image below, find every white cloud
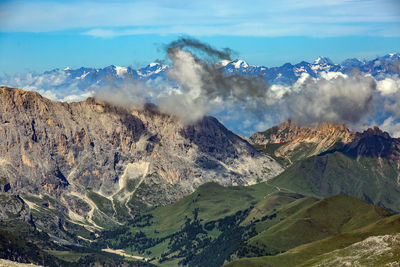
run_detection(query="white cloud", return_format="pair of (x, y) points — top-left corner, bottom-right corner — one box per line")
(0, 70), (87, 101)
(82, 29), (120, 38)
(378, 116), (400, 137)
(376, 76), (400, 95)
(282, 73), (376, 125)
(319, 71), (348, 80)
(35, 89), (58, 101)
(61, 91), (94, 102)
(255, 119), (275, 132)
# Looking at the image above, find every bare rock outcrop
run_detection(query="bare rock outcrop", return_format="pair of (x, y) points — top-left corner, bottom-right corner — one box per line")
(250, 119), (355, 163)
(0, 86), (283, 235)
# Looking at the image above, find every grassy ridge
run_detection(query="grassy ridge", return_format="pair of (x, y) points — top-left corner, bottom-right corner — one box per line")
(148, 182), (276, 235)
(268, 151), (400, 213)
(226, 215), (400, 267)
(244, 194), (390, 256)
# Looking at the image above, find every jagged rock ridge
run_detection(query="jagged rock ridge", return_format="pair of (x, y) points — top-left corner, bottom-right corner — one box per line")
(250, 119), (355, 164)
(340, 126), (400, 159)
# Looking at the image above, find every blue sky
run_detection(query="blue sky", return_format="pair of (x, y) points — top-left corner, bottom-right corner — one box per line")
(0, 0), (400, 73)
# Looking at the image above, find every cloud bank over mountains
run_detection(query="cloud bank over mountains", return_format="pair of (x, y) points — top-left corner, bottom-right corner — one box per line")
(1, 39), (400, 136)
(282, 72), (376, 125)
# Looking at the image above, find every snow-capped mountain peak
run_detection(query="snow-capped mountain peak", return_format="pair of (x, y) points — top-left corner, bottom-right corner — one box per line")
(149, 62), (162, 67)
(114, 66), (128, 77)
(313, 56), (334, 65)
(232, 59), (249, 68)
(218, 60), (232, 67)
(136, 62), (168, 78)
(1, 53), (398, 105)
(144, 62), (167, 70)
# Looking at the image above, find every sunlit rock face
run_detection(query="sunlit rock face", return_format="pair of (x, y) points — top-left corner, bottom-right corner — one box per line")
(0, 86), (283, 233)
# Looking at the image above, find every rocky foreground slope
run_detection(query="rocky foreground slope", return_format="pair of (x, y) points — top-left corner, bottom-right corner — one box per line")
(0, 86), (282, 236)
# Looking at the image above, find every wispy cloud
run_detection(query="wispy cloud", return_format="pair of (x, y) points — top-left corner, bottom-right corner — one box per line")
(1, 0), (399, 37)
(81, 23), (394, 38)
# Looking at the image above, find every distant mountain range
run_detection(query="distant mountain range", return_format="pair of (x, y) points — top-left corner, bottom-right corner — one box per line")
(223, 53), (399, 83)
(1, 53), (399, 102)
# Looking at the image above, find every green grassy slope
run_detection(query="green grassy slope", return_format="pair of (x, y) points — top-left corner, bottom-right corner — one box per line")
(268, 151), (400, 213)
(148, 182), (276, 234)
(241, 191), (310, 225)
(225, 214), (400, 267)
(243, 194), (390, 256)
(93, 182), (311, 266)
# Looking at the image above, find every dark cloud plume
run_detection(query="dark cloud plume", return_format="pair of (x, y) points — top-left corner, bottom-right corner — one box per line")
(166, 37), (233, 61)
(159, 38), (274, 122)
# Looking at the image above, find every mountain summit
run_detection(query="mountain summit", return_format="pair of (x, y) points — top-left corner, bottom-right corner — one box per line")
(250, 119), (354, 165)
(313, 56), (334, 65)
(0, 86), (283, 239)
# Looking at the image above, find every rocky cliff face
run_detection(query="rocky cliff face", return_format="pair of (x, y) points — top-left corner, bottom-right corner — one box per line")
(0, 87), (283, 236)
(250, 119), (355, 164)
(341, 127), (400, 159)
